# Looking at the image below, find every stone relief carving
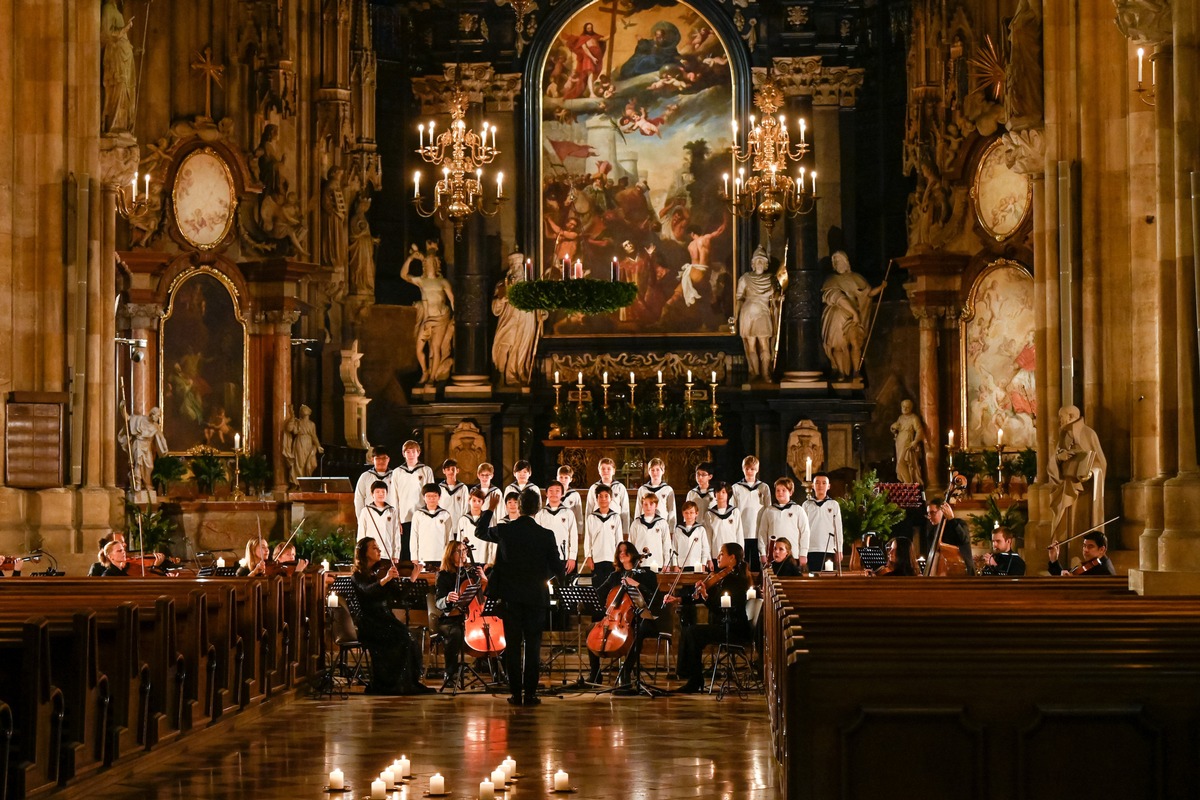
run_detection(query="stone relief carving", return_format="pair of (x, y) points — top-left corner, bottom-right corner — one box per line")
(1002, 129), (1045, 176)
(1005, 0), (1044, 133)
(1114, 0), (1172, 45)
(448, 420), (487, 484)
(785, 419), (825, 481)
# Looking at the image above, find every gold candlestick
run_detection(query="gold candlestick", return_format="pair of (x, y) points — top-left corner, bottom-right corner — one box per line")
(231, 449), (245, 501)
(601, 377), (610, 439)
(995, 442), (1006, 496)
(629, 377), (637, 438)
(709, 380), (722, 436)
(656, 377), (666, 438)
(684, 379), (695, 438)
(575, 376), (586, 439)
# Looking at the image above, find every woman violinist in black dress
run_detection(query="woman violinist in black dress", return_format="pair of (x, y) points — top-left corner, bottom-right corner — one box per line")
(350, 537), (434, 695)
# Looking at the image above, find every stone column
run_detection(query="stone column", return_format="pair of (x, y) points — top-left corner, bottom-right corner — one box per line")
(448, 214), (493, 397)
(266, 310), (301, 494)
(916, 313), (942, 489)
(120, 303), (163, 416)
(778, 203), (824, 389)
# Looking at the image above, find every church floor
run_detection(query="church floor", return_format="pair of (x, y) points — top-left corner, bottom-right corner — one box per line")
(81, 691), (780, 799)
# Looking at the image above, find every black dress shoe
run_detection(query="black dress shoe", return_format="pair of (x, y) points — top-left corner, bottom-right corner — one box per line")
(673, 681), (704, 694)
(524, 697), (542, 706)
(507, 696), (523, 705)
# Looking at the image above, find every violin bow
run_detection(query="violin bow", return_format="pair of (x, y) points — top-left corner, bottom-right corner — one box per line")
(1046, 516), (1120, 549)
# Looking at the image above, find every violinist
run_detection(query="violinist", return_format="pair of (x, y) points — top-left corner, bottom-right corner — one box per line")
(270, 541), (309, 575)
(666, 543), (752, 694)
(236, 536), (271, 576)
(89, 532), (125, 576)
(586, 541), (658, 686)
(0, 554), (21, 577)
(1048, 531), (1116, 576)
(435, 540), (485, 690)
(767, 538), (802, 577)
(922, 502), (975, 575)
(474, 490), (565, 706)
(350, 536), (433, 695)
(101, 540), (130, 576)
(981, 526), (1026, 576)
(872, 536), (919, 576)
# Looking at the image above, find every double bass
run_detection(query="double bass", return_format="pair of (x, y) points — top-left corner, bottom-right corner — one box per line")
(924, 473), (969, 577)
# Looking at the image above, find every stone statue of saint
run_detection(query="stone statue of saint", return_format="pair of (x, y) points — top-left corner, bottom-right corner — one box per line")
(890, 399), (925, 485)
(347, 195), (379, 296)
(736, 245), (781, 382)
(281, 404), (323, 487)
(402, 240), (455, 384)
(320, 166), (348, 294)
(821, 250), (884, 380)
(786, 419), (825, 483)
(492, 251), (546, 387)
(101, 0), (136, 134)
(118, 407), (168, 499)
(1047, 405), (1107, 535)
(1005, 0), (1044, 132)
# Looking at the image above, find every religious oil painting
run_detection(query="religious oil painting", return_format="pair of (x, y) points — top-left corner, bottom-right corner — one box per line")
(971, 138), (1032, 241)
(540, 0), (735, 336)
(159, 269), (248, 454)
(172, 148), (237, 250)
(960, 260), (1037, 451)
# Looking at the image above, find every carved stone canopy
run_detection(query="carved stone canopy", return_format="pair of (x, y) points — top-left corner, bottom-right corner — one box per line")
(765, 58), (866, 107)
(1114, 0), (1172, 45)
(411, 63), (522, 114)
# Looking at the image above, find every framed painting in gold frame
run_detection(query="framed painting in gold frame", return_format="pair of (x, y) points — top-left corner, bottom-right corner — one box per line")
(970, 138), (1032, 242)
(959, 259), (1037, 451)
(171, 148), (238, 251)
(158, 267), (249, 454)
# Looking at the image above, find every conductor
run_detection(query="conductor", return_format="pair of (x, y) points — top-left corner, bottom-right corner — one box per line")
(476, 489), (566, 705)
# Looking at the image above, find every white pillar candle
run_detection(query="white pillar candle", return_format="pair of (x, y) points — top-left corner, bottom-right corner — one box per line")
(824, 558), (834, 572)
(234, 432), (241, 451)
(721, 592), (731, 608)
(629, 371), (635, 386)
(370, 778), (386, 799)
(554, 370), (560, 384)
(414, 170), (421, 198)
(321, 559), (330, 572)
(554, 770), (570, 791)
(948, 429), (955, 447)
(328, 768), (344, 790)
(502, 757), (516, 779)
(491, 768), (506, 787)
(216, 557), (226, 569)
(430, 773), (445, 794)
(131, 173), (138, 200)
(603, 371), (608, 385)
(479, 779), (494, 800)
(746, 586), (757, 600)
(577, 371), (583, 385)
(711, 370), (717, 383)
(805, 456), (812, 482)
(398, 755), (411, 778)
(997, 426), (1003, 446)
(811, 171), (817, 194)
(657, 370), (663, 384)
(1137, 47), (1145, 83)
(327, 591), (339, 608)
(380, 768), (395, 785)
(687, 369), (692, 383)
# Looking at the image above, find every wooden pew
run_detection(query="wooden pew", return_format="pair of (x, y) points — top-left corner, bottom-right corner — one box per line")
(761, 575), (1200, 800)
(0, 619), (64, 799)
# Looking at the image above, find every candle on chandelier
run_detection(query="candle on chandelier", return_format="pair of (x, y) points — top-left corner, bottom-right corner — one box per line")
(419, 123), (425, 148)
(1137, 47), (1144, 83)
(145, 172), (150, 197)
(603, 371), (608, 385)
(811, 171), (817, 195)
(800, 117), (806, 143)
(800, 167), (806, 192)
(131, 172), (138, 201)
(414, 170), (421, 198)
(723, 173), (729, 196)
(948, 429), (955, 447)
(429, 120), (436, 139)
(497, 171), (504, 198)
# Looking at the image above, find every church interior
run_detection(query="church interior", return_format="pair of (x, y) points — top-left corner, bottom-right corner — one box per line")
(2, 0), (1200, 797)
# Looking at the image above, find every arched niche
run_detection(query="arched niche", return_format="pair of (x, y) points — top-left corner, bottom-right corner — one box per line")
(959, 259), (1036, 450)
(158, 266), (249, 455)
(521, 0), (751, 339)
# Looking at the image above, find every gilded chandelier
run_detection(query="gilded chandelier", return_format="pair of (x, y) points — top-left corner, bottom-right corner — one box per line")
(720, 79), (817, 232)
(412, 89), (506, 239)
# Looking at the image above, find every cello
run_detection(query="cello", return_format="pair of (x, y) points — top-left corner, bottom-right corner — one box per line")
(923, 473), (969, 577)
(460, 544), (506, 659)
(587, 575), (637, 659)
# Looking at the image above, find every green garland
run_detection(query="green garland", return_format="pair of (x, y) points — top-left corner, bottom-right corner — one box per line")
(508, 279), (638, 314)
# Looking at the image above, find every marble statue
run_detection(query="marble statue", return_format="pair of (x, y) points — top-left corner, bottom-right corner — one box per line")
(118, 407), (168, 499)
(101, 0), (136, 134)
(281, 404), (323, 487)
(402, 240), (455, 384)
(821, 250), (884, 380)
(258, 183), (308, 255)
(320, 165), (348, 293)
(347, 195), (379, 296)
(1047, 405), (1107, 535)
(786, 419), (825, 482)
(492, 251), (546, 386)
(890, 399), (925, 485)
(1004, 0), (1044, 132)
(736, 245), (781, 382)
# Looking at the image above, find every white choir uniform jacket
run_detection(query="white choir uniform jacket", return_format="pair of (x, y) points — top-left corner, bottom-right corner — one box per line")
(410, 505), (452, 564)
(353, 468), (395, 517)
(438, 481), (470, 524)
(635, 482), (678, 529)
(357, 502), (401, 558)
(456, 512), (493, 564)
(685, 487), (715, 521)
(629, 513), (671, 570)
(732, 480), (771, 544)
(803, 497), (844, 556)
(756, 501), (812, 555)
(475, 483), (503, 510)
(706, 505), (743, 554)
(584, 510), (624, 565)
(504, 481), (541, 500)
(561, 489), (585, 533)
(392, 463), (435, 523)
(672, 523), (712, 571)
(585, 480), (631, 535)
(536, 504), (579, 563)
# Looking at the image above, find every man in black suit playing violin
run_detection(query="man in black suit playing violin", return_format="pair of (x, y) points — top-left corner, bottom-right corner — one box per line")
(476, 489), (566, 705)
(1048, 530), (1116, 576)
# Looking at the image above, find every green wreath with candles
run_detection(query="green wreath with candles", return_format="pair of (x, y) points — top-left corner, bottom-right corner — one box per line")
(507, 279), (638, 314)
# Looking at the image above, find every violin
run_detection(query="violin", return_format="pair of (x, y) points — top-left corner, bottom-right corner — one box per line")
(1068, 556), (1103, 576)
(924, 473), (969, 577)
(461, 543), (505, 659)
(692, 564), (733, 600)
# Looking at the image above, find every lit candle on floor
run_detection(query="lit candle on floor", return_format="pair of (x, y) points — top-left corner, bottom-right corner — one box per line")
(502, 757), (516, 780)
(398, 755), (411, 778)
(479, 778), (494, 800)
(328, 768), (344, 790)
(430, 773), (445, 794)
(491, 768), (506, 787)
(554, 770), (570, 791)
(721, 592), (731, 608)
(380, 768), (395, 786)
(370, 778), (386, 799)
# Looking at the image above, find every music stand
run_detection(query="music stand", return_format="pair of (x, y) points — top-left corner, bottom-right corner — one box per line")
(546, 583), (602, 692)
(613, 584), (669, 698)
(388, 579), (430, 626)
(857, 547), (887, 572)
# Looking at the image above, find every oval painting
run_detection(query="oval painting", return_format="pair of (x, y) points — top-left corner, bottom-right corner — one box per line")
(172, 148), (237, 250)
(972, 138), (1032, 241)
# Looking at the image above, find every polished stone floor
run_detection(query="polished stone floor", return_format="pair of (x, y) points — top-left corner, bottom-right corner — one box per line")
(84, 692), (780, 799)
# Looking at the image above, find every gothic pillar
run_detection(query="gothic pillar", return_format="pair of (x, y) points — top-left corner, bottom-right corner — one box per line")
(119, 303), (163, 416)
(778, 205), (824, 389)
(267, 311), (301, 494)
(448, 215), (493, 397)
(917, 313), (941, 490)
(101, 185), (118, 487)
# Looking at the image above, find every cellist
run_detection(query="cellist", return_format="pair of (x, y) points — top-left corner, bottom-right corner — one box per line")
(435, 540), (485, 690)
(586, 541), (658, 687)
(922, 501), (975, 575)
